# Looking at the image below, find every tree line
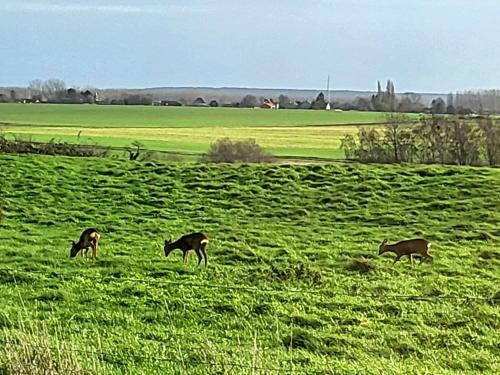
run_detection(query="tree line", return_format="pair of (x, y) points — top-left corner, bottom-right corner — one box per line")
(2, 78), (499, 115)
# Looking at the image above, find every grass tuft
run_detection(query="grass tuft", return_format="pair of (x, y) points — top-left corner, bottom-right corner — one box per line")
(345, 257), (377, 274)
(282, 329), (321, 352)
(1, 323), (100, 375)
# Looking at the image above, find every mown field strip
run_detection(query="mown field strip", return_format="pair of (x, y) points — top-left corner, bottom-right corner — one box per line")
(2, 125), (358, 158)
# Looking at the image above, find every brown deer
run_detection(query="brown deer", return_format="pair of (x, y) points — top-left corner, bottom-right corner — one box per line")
(379, 238), (433, 265)
(70, 228), (101, 261)
(164, 232), (209, 266)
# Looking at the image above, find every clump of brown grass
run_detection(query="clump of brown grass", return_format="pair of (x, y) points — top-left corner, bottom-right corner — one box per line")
(1, 323), (98, 375)
(345, 257), (377, 274)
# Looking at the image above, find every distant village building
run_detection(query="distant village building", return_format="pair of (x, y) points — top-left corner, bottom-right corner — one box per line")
(82, 90), (94, 104)
(261, 98), (277, 109)
(222, 102), (240, 108)
(59, 88), (96, 104)
(162, 100), (183, 106)
(311, 92), (327, 110)
(192, 97), (208, 106)
(296, 100), (312, 109)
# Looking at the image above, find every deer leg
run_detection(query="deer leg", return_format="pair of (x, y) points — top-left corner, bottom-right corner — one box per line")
(201, 246), (208, 267)
(195, 248), (203, 266)
(409, 254), (413, 267)
(92, 242), (97, 261)
(418, 253), (427, 265)
(393, 254), (402, 264)
(182, 251), (188, 264)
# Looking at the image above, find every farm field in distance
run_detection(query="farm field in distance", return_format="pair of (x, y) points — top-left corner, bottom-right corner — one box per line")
(0, 104), (414, 159)
(0, 154), (499, 374)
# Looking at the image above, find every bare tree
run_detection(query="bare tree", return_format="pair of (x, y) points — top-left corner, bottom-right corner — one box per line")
(382, 114), (418, 162)
(29, 79), (44, 95)
(398, 93), (424, 113)
(43, 79), (67, 100)
(127, 141), (143, 160)
(479, 117), (500, 165)
(340, 134), (357, 159)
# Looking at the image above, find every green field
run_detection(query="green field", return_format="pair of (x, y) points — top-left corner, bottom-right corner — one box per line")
(0, 155), (499, 374)
(0, 104), (388, 128)
(0, 104), (403, 159)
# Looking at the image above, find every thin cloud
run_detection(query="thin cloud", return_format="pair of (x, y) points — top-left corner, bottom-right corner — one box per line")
(0, 2), (206, 15)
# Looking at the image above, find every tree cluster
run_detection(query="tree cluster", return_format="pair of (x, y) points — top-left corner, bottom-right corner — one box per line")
(371, 80), (397, 111)
(341, 115), (500, 166)
(446, 90), (500, 115)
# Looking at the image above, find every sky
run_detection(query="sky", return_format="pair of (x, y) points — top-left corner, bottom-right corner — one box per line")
(1, 0), (500, 93)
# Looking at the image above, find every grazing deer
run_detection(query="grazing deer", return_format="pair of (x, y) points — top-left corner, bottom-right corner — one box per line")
(70, 228), (101, 261)
(164, 232), (209, 266)
(379, 238), (433, 265)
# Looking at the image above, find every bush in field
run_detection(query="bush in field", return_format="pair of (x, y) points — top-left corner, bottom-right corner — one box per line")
(204, 138), (274, 163)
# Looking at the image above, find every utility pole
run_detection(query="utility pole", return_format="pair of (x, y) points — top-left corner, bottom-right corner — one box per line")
(326, 75), (331, 110)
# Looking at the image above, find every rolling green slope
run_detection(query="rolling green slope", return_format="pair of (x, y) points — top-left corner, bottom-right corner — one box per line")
(0, 155), (498, 374)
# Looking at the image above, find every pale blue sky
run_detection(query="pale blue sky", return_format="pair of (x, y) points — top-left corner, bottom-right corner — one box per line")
(1, 0), (499, 92)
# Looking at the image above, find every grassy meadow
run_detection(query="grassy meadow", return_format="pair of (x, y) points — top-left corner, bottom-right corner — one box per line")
(0, 104), (406, 159)
(0, 154), (499, 374)
(0, 103), (388, 128)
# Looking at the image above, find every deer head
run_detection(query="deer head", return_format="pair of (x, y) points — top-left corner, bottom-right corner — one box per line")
(378, 239), (389, 255)
(70, 240), (80, 257)
(164, 238), (173, 257)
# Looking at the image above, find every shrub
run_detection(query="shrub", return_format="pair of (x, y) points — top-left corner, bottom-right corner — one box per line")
(203, 138), (274, 163)
(0, 136), (109, 158)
